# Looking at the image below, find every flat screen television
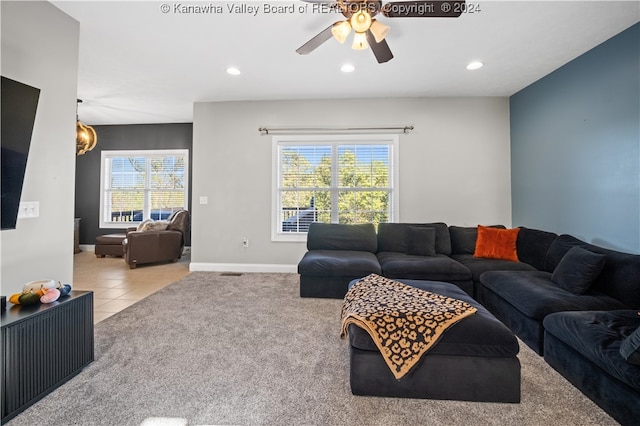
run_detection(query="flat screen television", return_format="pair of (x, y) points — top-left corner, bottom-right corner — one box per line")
(1, 76), (40, 230)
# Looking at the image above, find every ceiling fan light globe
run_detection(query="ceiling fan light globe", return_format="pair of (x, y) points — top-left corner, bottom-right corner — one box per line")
(352, 32), (369, 50)
(350, 10), (372, 33)
(370, 19), (390, 43)
(331, 21), (351, 44)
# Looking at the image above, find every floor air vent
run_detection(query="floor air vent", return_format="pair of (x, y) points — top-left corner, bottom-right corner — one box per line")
(220, 272), (243, 276)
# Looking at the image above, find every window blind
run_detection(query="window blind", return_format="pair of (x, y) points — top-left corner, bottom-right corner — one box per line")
(275, 136), (397, 236)
(100, 149), (188, 227)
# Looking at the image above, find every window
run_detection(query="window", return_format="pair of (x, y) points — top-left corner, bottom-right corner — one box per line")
(100, 149), (189, 228)
(272, 134), (398, 241)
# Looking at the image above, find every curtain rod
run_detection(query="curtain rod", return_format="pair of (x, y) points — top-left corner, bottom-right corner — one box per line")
(258, 126), (414, 135)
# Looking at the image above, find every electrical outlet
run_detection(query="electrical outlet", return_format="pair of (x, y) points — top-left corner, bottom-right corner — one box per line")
(242, 237), (249, 248)
(18, 201), (39, 218)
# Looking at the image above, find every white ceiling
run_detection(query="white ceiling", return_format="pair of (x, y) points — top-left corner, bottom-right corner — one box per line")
(51, 0), (639, 125)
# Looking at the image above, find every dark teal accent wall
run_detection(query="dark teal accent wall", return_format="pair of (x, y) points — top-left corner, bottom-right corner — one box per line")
(510, 23), (639, 254)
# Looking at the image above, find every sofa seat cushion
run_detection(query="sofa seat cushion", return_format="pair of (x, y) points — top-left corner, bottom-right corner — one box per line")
(543, 310), (640, 390)
(298, 250), (381, 277)
(376, 252), (471, 281)
(348, 279), (519, 358)
(451, 254), (537, 282)
(480, 271), (628, 320)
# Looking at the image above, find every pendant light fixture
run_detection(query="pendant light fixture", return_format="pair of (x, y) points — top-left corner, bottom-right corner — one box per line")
(76, 99), (97, 156)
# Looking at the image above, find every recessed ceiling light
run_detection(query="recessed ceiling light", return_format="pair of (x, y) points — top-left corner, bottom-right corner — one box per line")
(466, 61), (484, 71)
(341, 64), (355, 73)
(226, 67), (241, 76)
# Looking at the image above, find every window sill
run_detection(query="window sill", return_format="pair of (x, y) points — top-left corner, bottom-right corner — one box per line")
(271, 232), (307, 243)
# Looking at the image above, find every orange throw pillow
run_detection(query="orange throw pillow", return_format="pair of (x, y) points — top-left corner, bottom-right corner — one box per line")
(474, 225), (520, 262)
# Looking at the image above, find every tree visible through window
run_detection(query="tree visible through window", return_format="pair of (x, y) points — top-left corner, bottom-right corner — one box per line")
(273, 135), (397, 239)
(100, 150), (189, 228)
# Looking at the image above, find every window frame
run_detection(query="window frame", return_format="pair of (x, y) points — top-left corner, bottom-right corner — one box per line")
(271, 134), (399, 242)
(99, 149), (189, 229)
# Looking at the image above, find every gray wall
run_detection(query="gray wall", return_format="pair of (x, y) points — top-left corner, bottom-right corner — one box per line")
(1, 1), (79, 296)
(192, 97), (512, 272)
(510, 23), (640, 254)
(74, 123), (193, 245)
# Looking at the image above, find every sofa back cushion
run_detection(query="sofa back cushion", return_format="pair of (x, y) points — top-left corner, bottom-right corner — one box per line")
(450, 225), (557, 270)
(377, 223), (451, 255)
(545, 234), (640, 308)
(516, 227), (558, 271)
(449, 225), (505, 255)
(306, 223), (377, 252)
(406, 226), (437, 256)
(166, 210), (190, 233)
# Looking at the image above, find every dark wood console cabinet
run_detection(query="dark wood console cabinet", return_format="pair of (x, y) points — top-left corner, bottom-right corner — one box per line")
(1, 291), (94, 424)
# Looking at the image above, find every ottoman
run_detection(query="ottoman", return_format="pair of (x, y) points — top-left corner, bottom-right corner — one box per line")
(346, 279), (521, 402)
(95, 233), (126, 257)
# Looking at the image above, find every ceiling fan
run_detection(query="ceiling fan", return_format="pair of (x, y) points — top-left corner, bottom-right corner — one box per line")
(296, 0), (465, 63)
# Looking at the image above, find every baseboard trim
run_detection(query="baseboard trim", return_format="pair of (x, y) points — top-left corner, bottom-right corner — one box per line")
(78, 245), (193, 256)
(189, 263), (297, 273)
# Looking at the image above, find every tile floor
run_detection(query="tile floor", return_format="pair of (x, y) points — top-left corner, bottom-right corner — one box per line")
(73, 249), (191, 324)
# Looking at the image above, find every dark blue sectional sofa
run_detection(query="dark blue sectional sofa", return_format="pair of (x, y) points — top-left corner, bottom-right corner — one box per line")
(544, 310), (639, 425)
(297, 222), (640, 425)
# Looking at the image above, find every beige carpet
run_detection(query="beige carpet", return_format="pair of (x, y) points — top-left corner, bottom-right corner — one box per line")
(7, 272), (617, 425)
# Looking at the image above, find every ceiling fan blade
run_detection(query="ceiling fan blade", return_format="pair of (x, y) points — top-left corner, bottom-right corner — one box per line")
(366, 30), (393, 63)
(382, 1), (465, 18)
(296, 24), (334, 55)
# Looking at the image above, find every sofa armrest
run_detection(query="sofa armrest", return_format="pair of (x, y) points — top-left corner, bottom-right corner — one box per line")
(124, 229), (183, 247)
(123, 230), (184, 268)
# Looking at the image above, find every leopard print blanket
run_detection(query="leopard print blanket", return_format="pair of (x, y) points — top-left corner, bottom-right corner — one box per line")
(340, 274), (478, 380)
